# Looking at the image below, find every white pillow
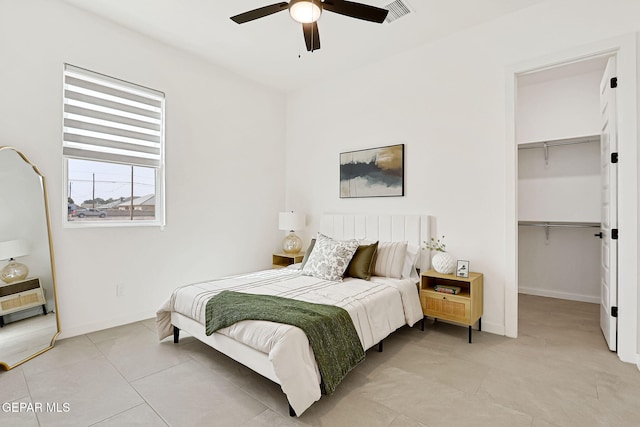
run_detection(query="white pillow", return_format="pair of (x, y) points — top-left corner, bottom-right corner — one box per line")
(301, 233), (359, 281)
(402, 243), (420, 280)
(373, 241), (408, 279)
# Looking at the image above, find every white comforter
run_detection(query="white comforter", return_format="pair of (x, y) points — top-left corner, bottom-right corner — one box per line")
(156, 268), (422, 415)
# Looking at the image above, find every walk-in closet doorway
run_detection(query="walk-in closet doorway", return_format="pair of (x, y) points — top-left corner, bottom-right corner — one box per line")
(506, 35), (638, 364)
(504, 35), (640, 364)
(514, 54), (618, 352)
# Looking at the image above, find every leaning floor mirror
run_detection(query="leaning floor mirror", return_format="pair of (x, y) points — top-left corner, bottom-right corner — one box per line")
(0, 146), (60, 370)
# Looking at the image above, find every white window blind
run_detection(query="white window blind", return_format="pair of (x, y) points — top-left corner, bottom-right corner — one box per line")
(63, 64), (164, 167)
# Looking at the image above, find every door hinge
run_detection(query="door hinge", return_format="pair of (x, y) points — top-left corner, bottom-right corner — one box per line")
(611, 77), (618, 88)
(612, 228), (619, 240)
(611, 306), (618, 317)
(611, 152), (618, 163)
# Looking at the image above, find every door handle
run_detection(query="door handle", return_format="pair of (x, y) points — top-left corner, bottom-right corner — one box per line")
(594, 232), (603, 238)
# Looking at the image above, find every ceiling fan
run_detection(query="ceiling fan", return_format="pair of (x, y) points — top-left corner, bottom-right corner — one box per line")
(230, 0), (389, 52)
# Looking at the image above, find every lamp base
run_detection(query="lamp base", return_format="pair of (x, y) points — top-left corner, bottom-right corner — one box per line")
(1, 259), (29, 284)
(282, 232), (302, 254)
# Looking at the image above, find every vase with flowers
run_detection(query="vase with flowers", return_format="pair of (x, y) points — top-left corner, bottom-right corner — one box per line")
(424, 235), (456, 275)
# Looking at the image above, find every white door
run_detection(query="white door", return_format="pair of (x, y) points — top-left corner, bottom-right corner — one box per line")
(599, 56), (618, 352)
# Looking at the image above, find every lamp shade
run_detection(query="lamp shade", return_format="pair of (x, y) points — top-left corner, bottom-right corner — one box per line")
(0, 239), (29, 261)
(278, 212), (305, 231)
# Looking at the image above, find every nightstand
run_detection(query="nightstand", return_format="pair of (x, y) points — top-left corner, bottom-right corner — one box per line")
(419, 269), (483, 343)
(0, 277), (47, 327)
(272, 252), (305, 269)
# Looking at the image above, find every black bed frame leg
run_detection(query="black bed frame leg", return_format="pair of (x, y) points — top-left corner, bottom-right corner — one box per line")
(288, 402), (296, 417)
(378, 340), (383, 352)
(173, 326), (180, 343)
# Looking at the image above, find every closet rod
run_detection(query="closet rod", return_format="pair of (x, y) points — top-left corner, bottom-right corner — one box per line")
(518, 221), (600, 228)
(517, 136), (600, 151)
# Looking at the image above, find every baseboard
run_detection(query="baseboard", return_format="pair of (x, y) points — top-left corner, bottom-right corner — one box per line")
(519, 287), (599, 304)
(58, 309), (155, 339)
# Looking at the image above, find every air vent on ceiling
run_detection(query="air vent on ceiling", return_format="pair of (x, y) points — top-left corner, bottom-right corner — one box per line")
(383, 0), (412, 24)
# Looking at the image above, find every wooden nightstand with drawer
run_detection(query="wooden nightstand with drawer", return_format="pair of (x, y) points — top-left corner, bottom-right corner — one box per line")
(0, 277), (47, 327)
(272, 252), (305, 269)
(419, 269), (483, 343)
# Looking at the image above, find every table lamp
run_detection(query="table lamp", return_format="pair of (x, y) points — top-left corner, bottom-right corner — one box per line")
(0, 239), (30, 284)
(278, 212), (305, 254)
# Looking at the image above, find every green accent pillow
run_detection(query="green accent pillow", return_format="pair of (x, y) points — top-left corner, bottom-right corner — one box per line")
(299, 238), (316, 270)
(345, 241), (378, 280)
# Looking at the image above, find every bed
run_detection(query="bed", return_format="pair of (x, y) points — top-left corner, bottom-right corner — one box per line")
(156, 214), (430, 416)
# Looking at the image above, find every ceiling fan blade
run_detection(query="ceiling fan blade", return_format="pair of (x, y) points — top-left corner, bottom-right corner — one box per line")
(323, 0), (389, 23)
(302, 22), (321, 52)
(230, 2), (289, 24)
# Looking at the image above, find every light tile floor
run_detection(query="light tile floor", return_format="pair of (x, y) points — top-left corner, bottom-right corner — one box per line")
(1, 294), (639, 426)
(0, 314), (59, 368)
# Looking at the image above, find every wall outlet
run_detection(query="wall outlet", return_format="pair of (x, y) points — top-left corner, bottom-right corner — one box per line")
(116, 284), (125, 297)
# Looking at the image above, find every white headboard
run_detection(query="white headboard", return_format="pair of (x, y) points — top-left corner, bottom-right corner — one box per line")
(320, 214), (431, 271)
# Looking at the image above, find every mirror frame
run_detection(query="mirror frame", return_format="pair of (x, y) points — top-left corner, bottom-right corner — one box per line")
(0, 146), (61, 370)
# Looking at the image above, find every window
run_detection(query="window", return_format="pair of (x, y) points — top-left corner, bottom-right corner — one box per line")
(63, 64), (165, 226)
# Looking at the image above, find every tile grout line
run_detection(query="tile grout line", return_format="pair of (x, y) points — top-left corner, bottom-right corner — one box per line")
(89, 325), (177, 426)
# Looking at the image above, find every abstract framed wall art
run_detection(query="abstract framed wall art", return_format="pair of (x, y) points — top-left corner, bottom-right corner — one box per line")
(340, 144), (404, 198)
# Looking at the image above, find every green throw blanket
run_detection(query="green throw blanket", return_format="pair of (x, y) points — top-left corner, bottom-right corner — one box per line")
(205, 290), (365, 395)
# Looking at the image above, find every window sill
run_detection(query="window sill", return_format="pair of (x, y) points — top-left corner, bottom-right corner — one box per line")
(63, 219), (165, 229)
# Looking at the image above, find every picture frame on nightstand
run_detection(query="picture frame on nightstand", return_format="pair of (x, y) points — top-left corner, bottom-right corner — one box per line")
(456, 260), (470, 278)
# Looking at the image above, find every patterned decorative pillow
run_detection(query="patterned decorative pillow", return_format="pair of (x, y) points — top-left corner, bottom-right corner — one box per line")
(373, 241), (408, 279)
(302, 234), (359, 281)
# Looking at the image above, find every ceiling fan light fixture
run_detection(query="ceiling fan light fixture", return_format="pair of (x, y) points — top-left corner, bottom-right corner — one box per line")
(289, 0), (322, 24)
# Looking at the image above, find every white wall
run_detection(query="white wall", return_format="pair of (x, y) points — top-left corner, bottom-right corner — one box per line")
(284, 0), (640, 360)
(518, 226), (601, 303)
(0, 0), (287, 337)
(516, 66), (604, 143)
(518, 142), (601, 222)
